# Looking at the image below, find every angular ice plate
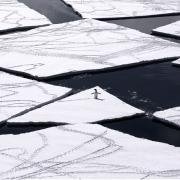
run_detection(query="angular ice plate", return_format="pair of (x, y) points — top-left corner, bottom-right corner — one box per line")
(0, 72), (71, 123)
(153, 20), (180, 39)
(172, 58), (180, 66)
(62, 0), (180, 19)
(154, 107), (180, 128)
(1, 124), (180, 179)
(8, 86), (144, 124)
(0, 19), (180, 79)
(0, 0), (51, 32)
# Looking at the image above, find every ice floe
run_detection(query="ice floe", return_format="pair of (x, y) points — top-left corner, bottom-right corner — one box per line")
(172, 58), (180, 66)
(0, 0), (51, 32)
(0, 72), (71, 123)
(153, 20), (180, 38)
(154, 107), (180, 128)
(62, 0), (180, 19)
(8, 86), (144, 124)
(0, 19), (180, 79)
(1, 124), (180, 179)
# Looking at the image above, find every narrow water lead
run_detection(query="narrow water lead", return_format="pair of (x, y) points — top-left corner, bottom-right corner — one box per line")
(100, 117), (180, 147)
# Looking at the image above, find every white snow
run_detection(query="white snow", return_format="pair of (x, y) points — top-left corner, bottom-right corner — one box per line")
(0, 0), (51, 31)
(0, 19), (180, 79)
(0, 71), (71, 123)
(173, 58), (180, 66)
(154, 107), (180, 127)
(1, 124), (180, 179)
(153, 20), (180, 38)
(62, 0), (180, 19)
(8, 86), (144, 124)
(0, 52), (110, 79)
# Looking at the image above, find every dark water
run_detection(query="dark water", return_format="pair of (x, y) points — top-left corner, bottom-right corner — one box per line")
(18, 0), (80, 23)
(1, 0), (180, 146)
(48, 62), (180, 146)
(49, 62), (180, 113)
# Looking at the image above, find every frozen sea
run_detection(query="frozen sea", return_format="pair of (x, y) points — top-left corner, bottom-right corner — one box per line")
(1, 0), (180, 147)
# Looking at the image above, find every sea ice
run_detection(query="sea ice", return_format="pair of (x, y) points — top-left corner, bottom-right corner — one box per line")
(153, 20), (180, 38)
(0, 0), (51, 32)
(0, 72), (71, 123)
(1, 124), (180, 179)
(154, 107), (180, 128)
(172, 58), (180, 66)
(8, 86), (144, 124)
(0, 19), (180, 79)
(62, 0), (180, 19)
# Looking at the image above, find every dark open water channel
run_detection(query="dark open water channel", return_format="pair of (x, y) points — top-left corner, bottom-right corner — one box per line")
(1, 0), (180, 147)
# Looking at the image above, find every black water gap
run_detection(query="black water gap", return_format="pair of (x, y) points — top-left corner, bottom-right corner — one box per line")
(1, 0), (180, 147)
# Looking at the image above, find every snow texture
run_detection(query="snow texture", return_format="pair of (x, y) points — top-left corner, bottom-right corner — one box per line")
(62, 0), (180, 19)
(0, 0), (51, 32)
(154, 107), (180, 128)
(8, 86), (144, 124)
(153, 20), (180, 38)
(0, 19), (180, 79)
(1, 124), (180, 179)
(0, 71), (71, 123)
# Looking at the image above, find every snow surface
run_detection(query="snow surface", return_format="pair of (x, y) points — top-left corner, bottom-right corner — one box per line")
(0, 0), (51, 31)
(154, 107), (180, 128)
(0, 71), (71, 123)
(8, 86), (144, 124)
(1, 124), (180, 179)
(1, 19), (180, 79)
(62, 0), (180, 19)
(153, 20), (180, 38)
(173, 58), (180, 66)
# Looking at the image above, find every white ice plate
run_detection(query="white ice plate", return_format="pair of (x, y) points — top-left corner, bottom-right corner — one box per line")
(8, 86), (144, 124)
(172, 58), (180, 66)
(154, 107), (180, 127)
(1, 19), (180, 79)
(0, 72), (71, 123)
(0, 0), (51, 31)
(153, 20), (180, 38)
(1, 124), (180, 179)
(62, 0), (180, 19)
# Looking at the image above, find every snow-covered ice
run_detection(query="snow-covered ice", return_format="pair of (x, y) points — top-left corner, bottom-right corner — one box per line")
(172, 58), (180, 66)
(1, 124), (180, 179)
(0, 52), (111, 79)
(0, 72), (71, 123)
(62, 0), (180, 19)
(0, 0), (51, 32)
(1, 19), (180, 79)
(8, 86), (144, 124)
(154, 107), (180, 128)
(153, 20), (180, 38)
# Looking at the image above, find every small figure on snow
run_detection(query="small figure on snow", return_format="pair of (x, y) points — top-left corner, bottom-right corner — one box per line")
(92, 88), (101, 99)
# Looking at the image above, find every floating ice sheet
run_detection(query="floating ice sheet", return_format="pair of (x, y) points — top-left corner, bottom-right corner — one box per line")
(8, 86), (144, 124)
(172, 58), (180, 66)
(0, 0), (51, 32)
(62, 0), (180, 19)
(153, 21), (180, 38)
(1, 124), (180, 179)
(1, 19), (180, 79)
(0, 72), (71, 123)
(154, 107), (180, 128)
